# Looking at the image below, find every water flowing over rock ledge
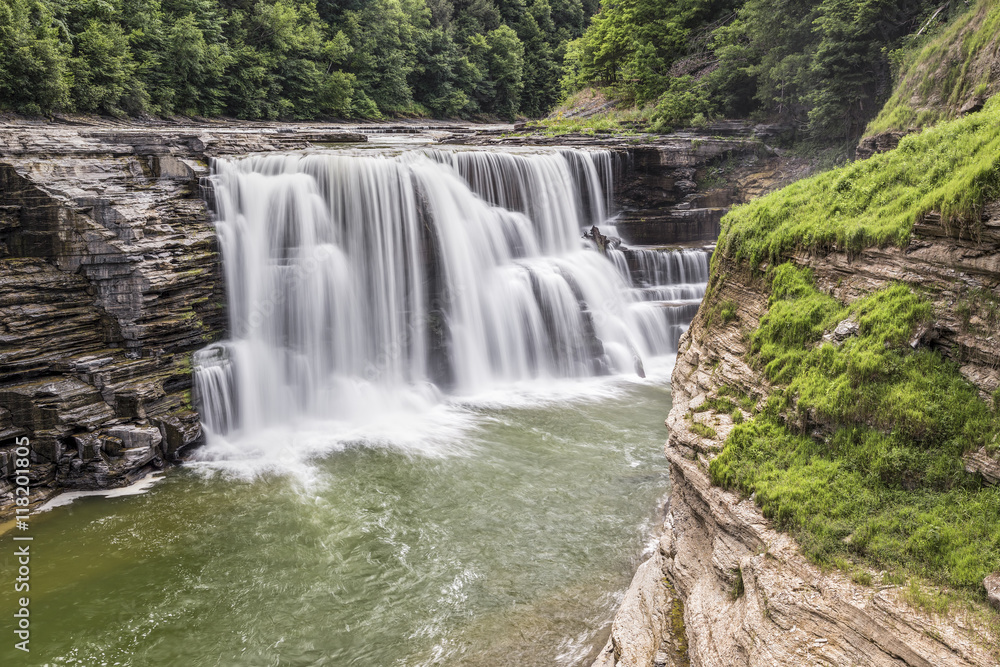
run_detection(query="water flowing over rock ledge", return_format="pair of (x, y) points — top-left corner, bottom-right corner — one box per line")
(0, 123), (777, 515)
(444, 123), (813, 248)
(594, 206), (1000, 665)
(0, 125), (368, 512)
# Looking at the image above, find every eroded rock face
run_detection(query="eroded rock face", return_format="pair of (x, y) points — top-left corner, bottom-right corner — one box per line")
(611, 139), (811, 247)
(596, 208), (1000, 665)
(856, 130), (910, 160)
(0, 123), (365, 513)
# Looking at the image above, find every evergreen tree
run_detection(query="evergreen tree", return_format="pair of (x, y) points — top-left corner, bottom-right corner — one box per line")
(0, 0), (597, 118)
(0, 0), (73, 114)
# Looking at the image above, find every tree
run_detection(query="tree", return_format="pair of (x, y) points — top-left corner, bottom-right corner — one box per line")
(164, 12), (232, 114)
(484, 23), (524, 118)
(345, 0), (428, 113)
(0, 0), (73, 114)
(0, 0), (601, 119)
(71, 20), (148, 114)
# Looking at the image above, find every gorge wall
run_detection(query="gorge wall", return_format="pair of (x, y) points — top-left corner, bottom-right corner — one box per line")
(594, 164), (1000, 664)
(0, 123), (768, 515)
(0, 125), (367, 511)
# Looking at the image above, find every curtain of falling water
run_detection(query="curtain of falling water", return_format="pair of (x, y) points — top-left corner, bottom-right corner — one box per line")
(194, 149), (709, 436)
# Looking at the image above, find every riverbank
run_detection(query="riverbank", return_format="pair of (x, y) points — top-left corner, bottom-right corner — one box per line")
(595, 100), (1000, 666)
(0, 121), (794, 517)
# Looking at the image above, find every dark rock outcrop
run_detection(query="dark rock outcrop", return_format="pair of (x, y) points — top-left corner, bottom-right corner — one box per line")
(595, 203), (1000, 665)
(856, 130), (910, 159)
(0, 123), (365, 514)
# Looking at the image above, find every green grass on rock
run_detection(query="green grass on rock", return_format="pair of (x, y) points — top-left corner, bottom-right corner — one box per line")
(710, 264), (1000, 595)
(718, 97), (1000, 269)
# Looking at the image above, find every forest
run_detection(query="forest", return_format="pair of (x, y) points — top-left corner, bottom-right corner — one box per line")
(560, 0), (966, 140)
(0, 0), (969, 135)
(0, 0), (596, 118)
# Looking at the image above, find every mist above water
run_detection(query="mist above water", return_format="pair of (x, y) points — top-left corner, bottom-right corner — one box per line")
(193, 148), (708, 471)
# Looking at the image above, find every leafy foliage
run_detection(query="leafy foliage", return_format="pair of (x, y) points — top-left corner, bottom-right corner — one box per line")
(563, 0), (967, 141)
(0, 0), (593, 118)
(0, 0), (72, 115)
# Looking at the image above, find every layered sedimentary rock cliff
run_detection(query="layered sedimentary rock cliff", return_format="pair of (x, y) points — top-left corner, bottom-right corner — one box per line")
(593, 200), (1000, 665)
(0, 124), (364, 512)
(1, 122), (769, 514)
(611, 130), (807, 247)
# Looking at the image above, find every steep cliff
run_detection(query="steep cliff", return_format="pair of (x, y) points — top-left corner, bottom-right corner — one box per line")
(859, 0), (1000, 158)
(597, 99), (1000, 665)
(0, 123), (364, 514)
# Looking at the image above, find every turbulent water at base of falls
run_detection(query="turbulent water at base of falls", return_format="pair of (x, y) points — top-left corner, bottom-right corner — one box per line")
(194, 148), (710, 437)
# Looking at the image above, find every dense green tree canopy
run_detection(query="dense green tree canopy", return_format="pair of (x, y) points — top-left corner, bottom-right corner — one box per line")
(563, 0), (962, 141)
(0, 0), (591, 118)
(0, 0), (973, 131)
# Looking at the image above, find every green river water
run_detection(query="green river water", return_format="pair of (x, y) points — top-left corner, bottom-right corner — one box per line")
(2, 377), (672, 667)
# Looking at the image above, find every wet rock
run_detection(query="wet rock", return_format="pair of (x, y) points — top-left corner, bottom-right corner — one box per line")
(107, 425), (162, 450)
(151, 411), (201, 458)
(586, 225), (611, 255)
(73, 432), (103, 461)
(121, 444), (158, 468)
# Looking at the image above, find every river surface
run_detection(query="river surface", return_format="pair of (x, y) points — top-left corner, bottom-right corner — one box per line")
(2, 139), (708, 666)
(2, 376), (672, 666)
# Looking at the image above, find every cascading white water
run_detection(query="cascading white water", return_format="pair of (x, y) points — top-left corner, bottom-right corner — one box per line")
(194, 148), (708, 437)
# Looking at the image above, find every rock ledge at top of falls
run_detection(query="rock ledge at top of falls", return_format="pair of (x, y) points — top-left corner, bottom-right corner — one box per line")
(0, 123), (368, 515)
(447, 124), (815, 248)
(593, 207), (1000, 665)
(0, 120), (774, 516)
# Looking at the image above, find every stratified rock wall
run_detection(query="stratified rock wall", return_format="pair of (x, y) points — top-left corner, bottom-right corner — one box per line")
(0, 124), (364, 512)
(594, 207), (1000, 665)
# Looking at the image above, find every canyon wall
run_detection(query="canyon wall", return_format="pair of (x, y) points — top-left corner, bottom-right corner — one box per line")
(594, 202), (1000, 666)
(0, 125), (363, 511)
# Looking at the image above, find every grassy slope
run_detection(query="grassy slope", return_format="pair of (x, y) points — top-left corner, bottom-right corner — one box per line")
(707, 101), (1000, 597)
(865, 0), (1000, 137)
(524, 88), (655, 136)
(720, 96), (1000, 269)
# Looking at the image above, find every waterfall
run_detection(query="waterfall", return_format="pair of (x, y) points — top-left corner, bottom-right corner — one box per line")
(194, 148), (709, 436)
